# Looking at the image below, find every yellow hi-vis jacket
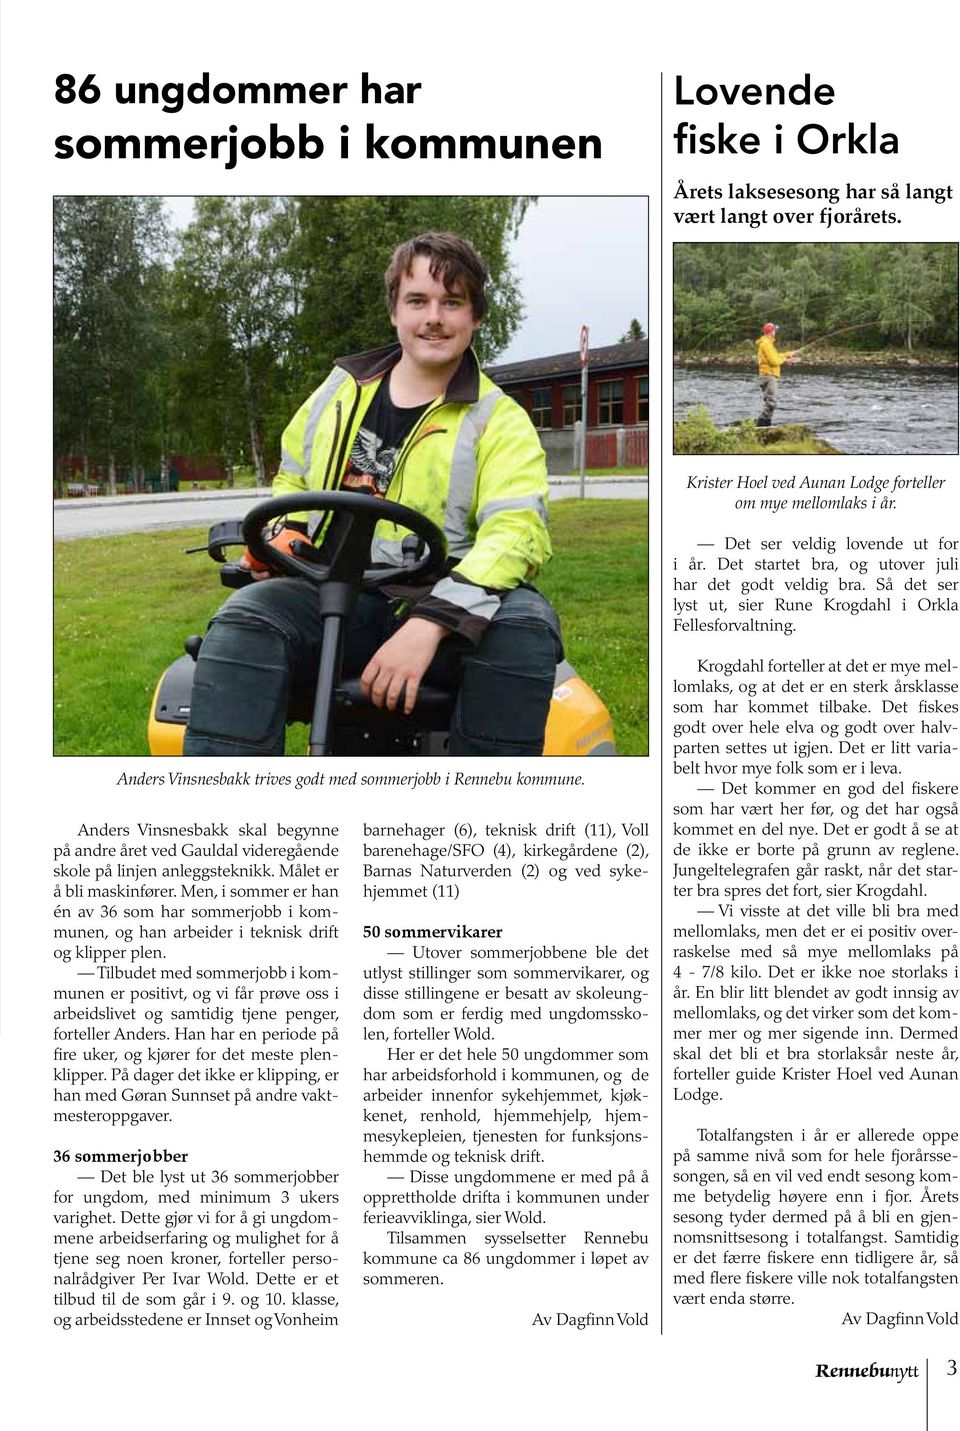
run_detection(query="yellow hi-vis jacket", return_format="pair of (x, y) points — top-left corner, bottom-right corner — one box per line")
(756, 334), (792, 378)
(273, 344), (551, 642)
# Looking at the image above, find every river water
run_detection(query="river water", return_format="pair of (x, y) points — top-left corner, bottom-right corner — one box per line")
(674, 367), (958, 455)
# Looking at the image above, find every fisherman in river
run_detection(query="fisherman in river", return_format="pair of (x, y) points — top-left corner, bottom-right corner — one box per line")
(755, 322), (795, 427)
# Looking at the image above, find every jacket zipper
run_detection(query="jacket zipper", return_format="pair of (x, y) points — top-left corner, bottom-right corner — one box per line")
(391, 403), (449, 506)
(315, 387), (363, 542)
(334, 386), (363, 484)
(321, 401), (342, 489)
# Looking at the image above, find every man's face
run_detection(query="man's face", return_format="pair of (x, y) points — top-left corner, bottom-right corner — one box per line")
(391, 255), (480, 370)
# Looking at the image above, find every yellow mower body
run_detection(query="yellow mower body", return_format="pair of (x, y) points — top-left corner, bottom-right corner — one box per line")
(149, 655), (615, 757)
(149, 494), (617, 758)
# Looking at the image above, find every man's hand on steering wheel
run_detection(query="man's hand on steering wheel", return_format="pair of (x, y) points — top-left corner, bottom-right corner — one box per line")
(240, 525), (306, 579)
(241, 491), (447, 591)
(361, 618), (449, 716)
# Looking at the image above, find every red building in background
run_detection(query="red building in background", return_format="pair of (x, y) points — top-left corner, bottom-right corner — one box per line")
(487, 338), (648, 471)
(487, 338), (648, 429)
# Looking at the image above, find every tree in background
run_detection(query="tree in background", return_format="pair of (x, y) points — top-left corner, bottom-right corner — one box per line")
(54, 197), (168, 491)
(876, 245), (938, 350)
(673, 242), (958, 354)
(673, 289), (737, 351)
(620, 319), (646, 342)
(173, 197), (299, 485)
(782, 254), (825, 345)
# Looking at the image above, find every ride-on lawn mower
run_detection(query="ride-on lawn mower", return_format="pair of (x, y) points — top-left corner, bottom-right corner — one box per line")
(148, 492), (616, 756)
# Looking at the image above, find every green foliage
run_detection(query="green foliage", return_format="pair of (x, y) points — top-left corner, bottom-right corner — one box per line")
(673, 406), (743, 454)
(673, 409), (836, 456)
(619, 318), (646, 342)
(53, 500), (648, 758)
(876, 245), (937, 350)
(673, 242), (958, 354)
(172, 198), (300, 482)
(54, 197), (170, 488)
(673, 288), (738, 351)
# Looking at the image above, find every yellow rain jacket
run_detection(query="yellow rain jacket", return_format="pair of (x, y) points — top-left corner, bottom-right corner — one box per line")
(756, 334), (792, 378)
(273, 344), (551, 643)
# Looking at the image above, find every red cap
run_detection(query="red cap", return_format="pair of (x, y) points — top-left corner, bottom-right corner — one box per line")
(763, 323), (777, 335)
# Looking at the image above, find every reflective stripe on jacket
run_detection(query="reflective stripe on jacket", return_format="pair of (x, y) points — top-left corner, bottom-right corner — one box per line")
(273, 344), (551, 641)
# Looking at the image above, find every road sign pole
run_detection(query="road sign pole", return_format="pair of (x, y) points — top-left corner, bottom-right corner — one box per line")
(579, 325), (589, 500)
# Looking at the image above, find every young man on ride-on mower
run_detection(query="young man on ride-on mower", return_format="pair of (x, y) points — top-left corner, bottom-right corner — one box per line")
(183, 232), (561, 756)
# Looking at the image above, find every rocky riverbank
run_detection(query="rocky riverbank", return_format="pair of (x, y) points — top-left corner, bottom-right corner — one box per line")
(674, 408), (842, 456)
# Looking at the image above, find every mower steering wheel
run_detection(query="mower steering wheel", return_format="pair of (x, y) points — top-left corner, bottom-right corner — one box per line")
(242, 491), (448, 591)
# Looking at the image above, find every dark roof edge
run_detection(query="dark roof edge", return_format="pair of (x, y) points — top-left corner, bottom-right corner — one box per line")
(488, 338), (648, 383)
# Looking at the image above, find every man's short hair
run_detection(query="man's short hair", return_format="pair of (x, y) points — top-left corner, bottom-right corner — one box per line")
(385, 232), (489, 321)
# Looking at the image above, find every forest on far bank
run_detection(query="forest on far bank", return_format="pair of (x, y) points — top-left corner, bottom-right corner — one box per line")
(674, 242), (958, 354)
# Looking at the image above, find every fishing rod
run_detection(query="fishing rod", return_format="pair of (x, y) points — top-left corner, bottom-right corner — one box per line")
(726, 321), (881, 355)
(682, 319), (884, 358)
(787, 321), (882, 358)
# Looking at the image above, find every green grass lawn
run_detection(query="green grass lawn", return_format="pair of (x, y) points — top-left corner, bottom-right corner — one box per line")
(54, 498), (648, 757)
(536, 501), (648, 756)
(585, 466), (648, 477)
